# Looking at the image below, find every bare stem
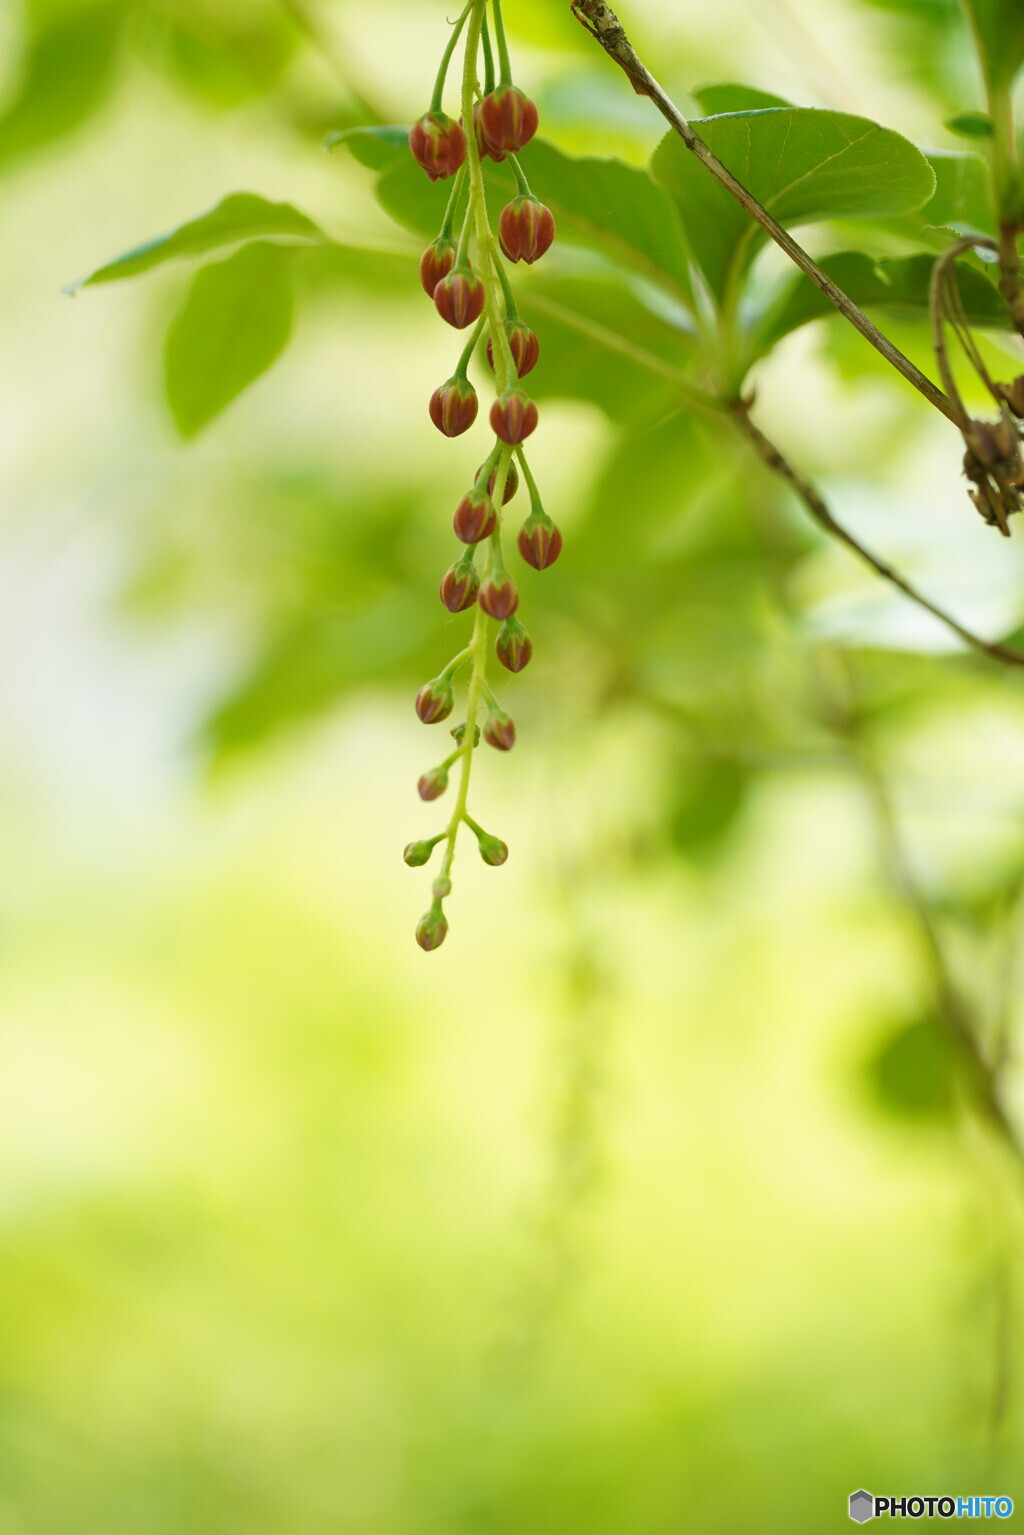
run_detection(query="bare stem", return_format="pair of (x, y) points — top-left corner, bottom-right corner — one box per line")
(731, 398), (1024, 670)
(570, 0), (955, 422)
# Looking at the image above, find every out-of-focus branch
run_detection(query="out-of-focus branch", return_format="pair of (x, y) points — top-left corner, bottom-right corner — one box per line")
(569, 0), (955, 421)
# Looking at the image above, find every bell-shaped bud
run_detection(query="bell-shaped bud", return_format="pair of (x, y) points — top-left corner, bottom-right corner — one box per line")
(434, 266), (486, 329)
(518, 513), (563, 570)
(453, 487), (497, 544)
(484, 710), (516, 751)
(416, 906), (449, 951)
(486, 321), (540, 379)
(479, 572), (520, 620)
(476, 86), (539, 157)
(495, 615), (533, 673)
(403, 839), (437, 867)
(415, 676), (455, 724)
(491, 390), (538, 446)
(432, 876), (452, 900)
(478, 833), (509, 867)
(409, 112), (467, 181)
(429, 376), (478, 438)
(419, 236), (457, 298)
(417, 764), (449, 801)
(470, 103), (506, 162)
(439, 559), (480, 612)
(450, 722), (482, 747)
(498, 196), (556, 265)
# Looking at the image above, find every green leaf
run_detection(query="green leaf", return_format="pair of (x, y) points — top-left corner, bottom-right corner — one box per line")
(960, 0), (1024, 93)
(651, 108), (936, 303)
(758, 249), (1009, 351)
(164, 243), (295, 439)
(324, 124), (411, 169)
(0, 1), (125, 169)
(365, 138), (693, 303)
(67, 193), (325, 293)
(921, 148), (995, 235)
(693, 83), (795, 115)
(944, 110), (994, 139)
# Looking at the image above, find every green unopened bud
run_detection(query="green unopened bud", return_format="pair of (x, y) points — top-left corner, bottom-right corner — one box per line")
(404, 839), (438, 867)
(432, 876), (452, 900)
(450, 722), (482, 747)
(415, 905), (449, 952)
(478, 834), (509, 867)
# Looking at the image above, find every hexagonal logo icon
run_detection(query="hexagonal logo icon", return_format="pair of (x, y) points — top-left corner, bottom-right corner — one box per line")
(849, 1489), (874, 1523)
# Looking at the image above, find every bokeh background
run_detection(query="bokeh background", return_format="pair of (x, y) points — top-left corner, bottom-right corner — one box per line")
(2, 0), (1024, 1529)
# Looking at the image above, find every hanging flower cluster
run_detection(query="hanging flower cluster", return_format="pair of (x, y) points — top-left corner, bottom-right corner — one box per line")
(404, 0), (562, 952)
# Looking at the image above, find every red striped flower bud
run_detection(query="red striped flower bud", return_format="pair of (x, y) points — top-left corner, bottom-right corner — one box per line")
(439, 559), (480, 612)
(479, 572), (520, 620)
(429, 376), (478, 438)
(477, 86), (538, 156)
(499, 197), (556, 265)
(491, 390), (538, 446)
(419, 236), (457, 297)
(486, 321), (540, 379)
(417, 764), (449, 801)
(416, 906), (449, 951)
(518, 514), (563, 570)
(409, 112), (467, 182)
(470, 103), (506, 162)
(434, 267), (486, 329)
(495, 615), (533, 673)
(477, 833), (509, 867)
(476, 459), (519, 504)
(484, 711), (516, 751)
(453, 487), (497, 544)
(415, 677), (455, 724)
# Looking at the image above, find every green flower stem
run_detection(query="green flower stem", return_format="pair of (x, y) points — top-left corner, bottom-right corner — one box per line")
(430, 0), (474, 113)
(481, 11), (496, 96)
(490, 0), (514, 87)
(439, 599), (490, 886)
(481, 682), (501, 714)
(439, 646), (473, 684)
(514, 445), (542, 506)
(455, 316), (487, 378)
(462, 0), (517, 387)
(490, 248), (521, 323)
(439, 165), (467, 240)
(462, 812), (490, 842)
(507, 152), (532, 198)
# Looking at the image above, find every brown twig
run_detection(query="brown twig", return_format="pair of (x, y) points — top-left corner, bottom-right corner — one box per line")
(730, 398), (1024, 669)
(569, 0), (956, 422)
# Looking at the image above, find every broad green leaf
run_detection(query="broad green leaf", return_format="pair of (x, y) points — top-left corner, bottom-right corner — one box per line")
(324, 124), (410, 169)
(0, 2), (125, 169)
(758, 250), (1009, 351)
(67, 193), (325, 292)
(651, 109), (936, 303)
(922, 149), (995, 235)
(164, 242), (295, 439)
(693, 83), (795, 115)
(960, 0), (1024, 92)
(359, 138), (693, 302)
